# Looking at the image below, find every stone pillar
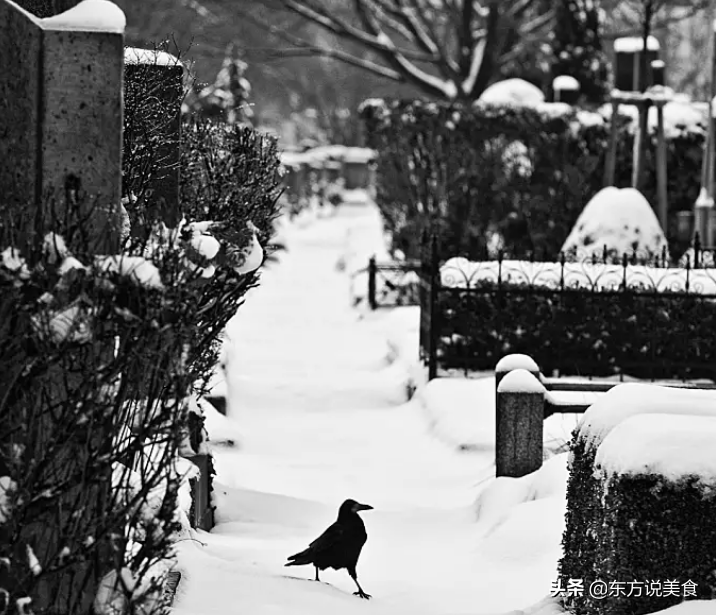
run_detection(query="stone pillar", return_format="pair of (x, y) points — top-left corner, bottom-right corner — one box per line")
(495, 368), (545, 478)
(0, 0), (125, 254)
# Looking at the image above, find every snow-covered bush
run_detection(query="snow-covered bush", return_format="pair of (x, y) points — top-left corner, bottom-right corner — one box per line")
(560, 385), (716, 615)
(360, 97), (705, 261)
(561, 187), (670, 263)
(591, 414), (716, 614)
(0, 62), (281, 615)
(0, 220), (211, 615)
(178, 119), (282, 394)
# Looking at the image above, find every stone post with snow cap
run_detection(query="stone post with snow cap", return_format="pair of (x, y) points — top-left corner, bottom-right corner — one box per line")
(552, 75), (580, 105)
(0, 0), (125, 254)
(495, 366), (545, 478)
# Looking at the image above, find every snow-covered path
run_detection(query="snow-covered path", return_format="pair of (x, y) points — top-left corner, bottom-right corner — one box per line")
(172, 203), (565, 615)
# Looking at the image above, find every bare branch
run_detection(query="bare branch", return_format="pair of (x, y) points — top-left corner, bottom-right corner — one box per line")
(277, 0), (437, 62)
(354, 0), (458, 98)
(232, 4), (407, 82)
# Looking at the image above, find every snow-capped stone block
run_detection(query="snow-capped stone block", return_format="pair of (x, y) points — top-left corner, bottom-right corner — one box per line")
(479, 79), (545, 107)
(495, 354), (540, 375)
(496, 369), (546, 478)
(595, 413), (716, 484)
(561, 187), (669, 261)
(497, 369), (545, 394)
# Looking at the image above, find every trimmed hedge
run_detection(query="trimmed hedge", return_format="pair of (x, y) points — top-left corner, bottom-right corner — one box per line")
(562, 411), (716, 615)
(360, 99), (706, 260)
(592, 474), (716, 614)
(437, 280), (716, 381)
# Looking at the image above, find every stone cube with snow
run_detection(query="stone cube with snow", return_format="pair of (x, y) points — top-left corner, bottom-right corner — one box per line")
(561, 187), (669, 262)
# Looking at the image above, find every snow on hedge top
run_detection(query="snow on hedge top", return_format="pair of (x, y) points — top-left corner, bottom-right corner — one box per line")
(600, 99), (707, 139)
(614, 36), (660, 52)
(496, 354), (539, 374)
(561, 187), (669, 261)
(595, 413), (716, 485)
(440, 254), (716, 294)
(479, 79), (545, 106)
(575, 383), (716, 453)
(40, 0), (125, 33)
(124, 47), (181, 66)
(497, 368), (545, 394)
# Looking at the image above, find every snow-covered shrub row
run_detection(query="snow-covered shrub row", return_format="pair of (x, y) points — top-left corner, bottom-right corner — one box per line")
(0, 74), (281, 614)
(432, 255), (716, 380)
(560, 385), (716, 615)
(0, 222), (229, 615)
(360, 97), (706, 261)
(177, 120), (281, 395)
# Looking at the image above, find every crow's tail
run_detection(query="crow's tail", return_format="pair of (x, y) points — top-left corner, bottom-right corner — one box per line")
(285, 549), (313, 567)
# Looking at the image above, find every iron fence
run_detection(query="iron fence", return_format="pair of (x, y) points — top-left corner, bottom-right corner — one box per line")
(366, 256), (421, 309)
(417, 232), (716, 382)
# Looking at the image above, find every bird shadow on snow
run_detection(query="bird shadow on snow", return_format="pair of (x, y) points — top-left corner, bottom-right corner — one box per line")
(280, 574), (360, 600)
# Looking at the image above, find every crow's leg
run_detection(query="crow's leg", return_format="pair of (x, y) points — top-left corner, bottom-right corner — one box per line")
(348, 569), (371, 600)
(314, 567), (320, 582)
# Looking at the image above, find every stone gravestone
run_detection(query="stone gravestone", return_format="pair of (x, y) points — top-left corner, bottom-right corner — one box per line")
(0, 0), (125, 612)
(0, 0), (125, 254)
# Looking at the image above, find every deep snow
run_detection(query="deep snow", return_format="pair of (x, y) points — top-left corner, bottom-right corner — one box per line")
(171, 201), (568, 615)
(170, 199), (712, 615)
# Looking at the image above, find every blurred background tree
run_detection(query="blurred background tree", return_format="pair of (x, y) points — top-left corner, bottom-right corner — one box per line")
(114, 0), (713, 145)
(549, 0), (611, 104)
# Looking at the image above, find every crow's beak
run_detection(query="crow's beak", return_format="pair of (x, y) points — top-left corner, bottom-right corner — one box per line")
(354, 503), (373, 512)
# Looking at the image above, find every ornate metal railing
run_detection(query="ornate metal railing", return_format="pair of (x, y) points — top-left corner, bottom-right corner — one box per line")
(418, 233), (716, 382)
(366, 256), (421, 309)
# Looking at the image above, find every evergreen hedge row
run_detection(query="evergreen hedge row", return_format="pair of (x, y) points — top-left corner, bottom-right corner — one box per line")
(437, 281), (716, 381)
(360, 99), (705, 260)
(561, 410), (716, 615)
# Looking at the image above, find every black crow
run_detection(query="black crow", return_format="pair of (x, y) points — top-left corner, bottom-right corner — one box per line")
(285, 499), (373, 599)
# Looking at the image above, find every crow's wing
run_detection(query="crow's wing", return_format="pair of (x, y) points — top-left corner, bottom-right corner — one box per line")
(308, 522), (345, 555)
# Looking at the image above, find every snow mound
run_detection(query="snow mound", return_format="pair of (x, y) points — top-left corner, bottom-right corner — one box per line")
(418, 376), (581, 453)
(595, 413), (716, 484)
(561, 187), (669, 261)
(575, 383), (716, 453)
(475, 453), (568, 532)
(479, 79), (545, 107)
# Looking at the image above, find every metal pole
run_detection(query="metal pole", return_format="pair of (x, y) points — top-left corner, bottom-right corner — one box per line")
(695, 1), (716, 245)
